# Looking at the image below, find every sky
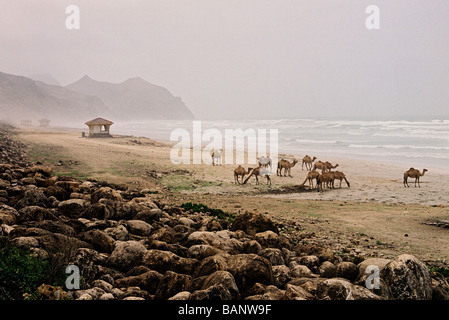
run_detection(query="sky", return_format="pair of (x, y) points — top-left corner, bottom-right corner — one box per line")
(1, 0), (448, 120)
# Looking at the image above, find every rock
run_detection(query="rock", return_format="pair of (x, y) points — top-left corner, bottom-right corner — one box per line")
(142, 249), (199, 275)
(10, 236), (40, 249)
(121, 220), (152, 237)
(380, 254), (433, 300)
(91, 187), (122, 204)
(58, 199), (90, 218)
(336, 262), (358, 282)
(245, 285), (285, 300)
(194, 254), (230, 277)
(105, 224), (129, 241)
(99, 293), (115, 300)
(283, 284), (314, 300)
(78, 229), (115, 253)
(168, 291), (191, 300)
(36, 284), (68, 300)
(258, 248), (285, 266)
(24, 220), (76, 237)
(0, 204), (19, 225)
(319, 261), (337, 278)
(155, 271), (194, 300)
(186, 230), (242, 254)
(241, 240), (262, 254)
(81, 203), (115, 220)
(14, 188), (49, 210)
(230, 210), (279, 236)
(91, 279), (113, 293)
(107, 240), (147, 272)
(18, 206), (58, 223)
(317, 278), (382, 300)
(43, 186), (69, 201)
(290, 265), (316, 278)
(272, 265), (291, 288)
(191, 270), (239, 300)
(187, 244), (221, 260)
(54, 181), (80, 193)
(20, 177), (37, 186)
(226, 254), (274, 293)
(295, 255), (320, 272)
(115, 270), (163, 294)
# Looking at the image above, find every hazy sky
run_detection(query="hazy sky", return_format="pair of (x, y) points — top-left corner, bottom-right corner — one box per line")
(1, 0), (448, 119)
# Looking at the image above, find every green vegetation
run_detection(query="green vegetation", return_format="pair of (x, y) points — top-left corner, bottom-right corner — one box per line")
(430, 267), (449, 278)
(0, 239), (67, 300)
(181, 202), (235, 222)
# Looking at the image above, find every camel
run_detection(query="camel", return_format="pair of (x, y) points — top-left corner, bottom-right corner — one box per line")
(243, 166), (271, 186)
(234, 165), (251, 184)
(403, 168), (428, 187)
(277, 159), (298, 177)
(302, 155), (317, 171)
(258, 156), (272, 171)
(299, 170), (320, 189)
(313, 160), (339, 173)
(210, 149), (223, 166)
(316, 171), (335, 192)
(332, 171), (350, 188)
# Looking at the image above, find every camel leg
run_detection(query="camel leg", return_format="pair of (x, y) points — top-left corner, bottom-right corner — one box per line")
(266, 175), (271, 186)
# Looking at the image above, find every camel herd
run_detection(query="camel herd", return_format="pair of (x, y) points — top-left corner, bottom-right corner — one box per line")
(227, 153), (428, 191)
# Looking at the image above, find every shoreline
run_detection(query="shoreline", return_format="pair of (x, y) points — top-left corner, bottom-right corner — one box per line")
(13, 125), (449, 262)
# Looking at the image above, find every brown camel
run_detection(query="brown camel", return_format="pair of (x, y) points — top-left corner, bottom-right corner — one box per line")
(313, 160), (339, 173)
(403, 168), (428, 187)
(332, 171), (350, 188)
(302, 155), (317, 171)
(299, 169), (320, 189)
(277, 159), (298, 177)
(233, 165), (252, 184)
(323, 161), (339, 172)
(243, 166), (271, 186)
(316, 172), (335, 192)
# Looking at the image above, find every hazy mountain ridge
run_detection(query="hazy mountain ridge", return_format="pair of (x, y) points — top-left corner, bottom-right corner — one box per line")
(0, 72), (194, 126)
(66, 75), (194, 121)
(0, 72), (112, 126)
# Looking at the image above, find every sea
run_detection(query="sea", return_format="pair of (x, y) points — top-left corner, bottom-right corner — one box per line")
(112, 117), (449, 170)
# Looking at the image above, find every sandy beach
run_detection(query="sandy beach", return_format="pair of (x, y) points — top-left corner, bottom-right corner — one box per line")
(15, 126), (449, 263)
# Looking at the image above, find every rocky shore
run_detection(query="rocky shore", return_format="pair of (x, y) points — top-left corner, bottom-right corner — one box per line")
(1, 124), (449, 300)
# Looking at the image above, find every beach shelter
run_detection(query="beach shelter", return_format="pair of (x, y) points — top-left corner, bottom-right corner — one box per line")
(85, 117), (114, 138)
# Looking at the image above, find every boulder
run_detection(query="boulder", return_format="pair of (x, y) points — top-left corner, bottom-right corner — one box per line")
(230, 210), (278, 236)
(142, 249), (199, 275)
(107, 240), (147, 272)
(78, 229), (115, 254)
(319, 261), (337, 278)
(336, 262), (358, 282)
(317, 278), (383, 300)
(0, 204), (19, 225)
(115, 270), (163, 294)
(194, 254), (230, 277)
(18, 206), (58, 223)
(155, 271), (194, 300)
(14, 188), (49, 209)
(283, 284), (314, 300)
(121, 220), (152, 237)
(380, 254), (433, 300)
(191, 270), (239, 300)
(226, 254), (274, 293)
(91, 187), (122, 204)
(58, 199), (90, 218)
(186, 230), (242, 254)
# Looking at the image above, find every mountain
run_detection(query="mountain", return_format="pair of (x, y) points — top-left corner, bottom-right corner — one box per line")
(29, 73), (61, 86)
(65, 75), (194, 120)
(0, 72), (112, 126)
